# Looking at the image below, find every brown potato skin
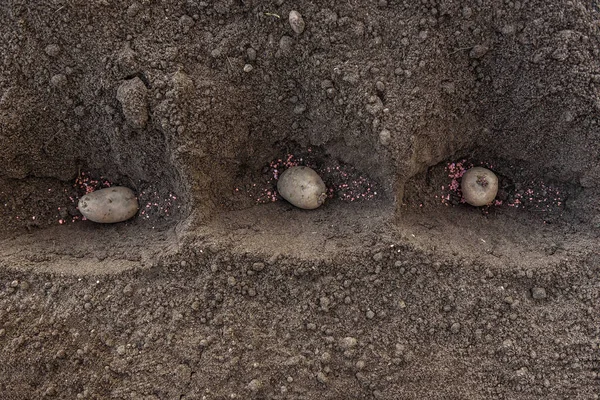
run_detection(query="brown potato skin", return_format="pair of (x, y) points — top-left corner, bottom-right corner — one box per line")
(277, 166), (327, 210)
(461, 167), (498, 206)
(78, 187), (139, 223)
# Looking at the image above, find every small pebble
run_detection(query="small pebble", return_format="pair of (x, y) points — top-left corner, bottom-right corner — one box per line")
(316, 371), (328, 384)
(288, 10), (306, 34)
(127, 2), (141, 17)
(379, 129), (391, 146)
(44, 386), (57, 397)
(279, 35), (294, 55)
(462, 7), (473, 18)
(123, 284), (133, 296)
(252, 262), (265, 271)
(470, 45), (489, 59)
(340, 337), (357, 349)
(50, 74), (67, 88)
(293, 104), (307, 114)
(74, 105), (85, 117)
(179, 15), (195, 33)
(321, 80), (333, 89)
(248, 379), (262, 392)
(243, 64), (254, 73)
(532, 287), (547, 299)
(450, 322), (461, 333)
(45, 44), (61, 57)
(501, 24), (516, 36)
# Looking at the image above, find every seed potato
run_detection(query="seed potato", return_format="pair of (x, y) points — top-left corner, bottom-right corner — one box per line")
(277, 166), (327, 210)
(461, 167), (498, 206)
(78, 186), (139, 223)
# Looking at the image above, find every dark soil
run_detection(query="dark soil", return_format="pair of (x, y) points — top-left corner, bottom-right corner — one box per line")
(1, 1), (599, 399)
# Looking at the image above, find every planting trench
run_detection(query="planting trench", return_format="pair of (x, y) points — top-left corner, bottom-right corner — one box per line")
(0, 1), (599, 399)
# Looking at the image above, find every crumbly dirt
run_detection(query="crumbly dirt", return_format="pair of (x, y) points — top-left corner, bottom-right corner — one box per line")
(1, 1), (600, 399)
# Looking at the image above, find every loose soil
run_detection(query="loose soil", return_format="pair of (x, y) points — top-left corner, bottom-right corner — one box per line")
(1, 1), (599, 399)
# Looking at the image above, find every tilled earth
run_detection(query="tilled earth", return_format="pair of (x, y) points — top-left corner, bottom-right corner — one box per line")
(1, 202), (599, 399)
(1, 0), (600, 399)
